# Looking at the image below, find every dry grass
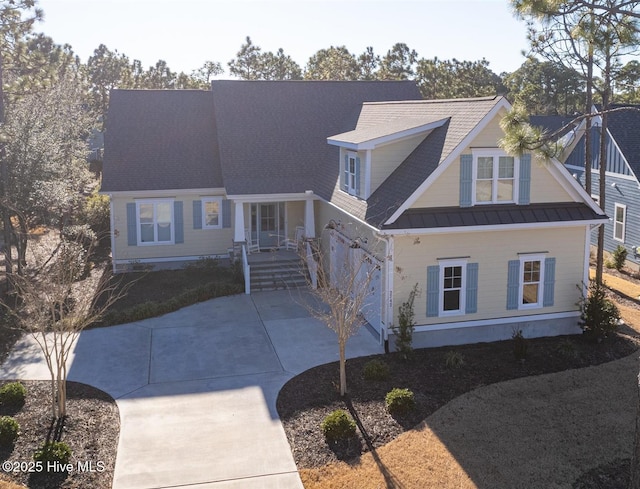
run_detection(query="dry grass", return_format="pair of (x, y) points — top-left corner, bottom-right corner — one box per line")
(301, 272), (640, 489)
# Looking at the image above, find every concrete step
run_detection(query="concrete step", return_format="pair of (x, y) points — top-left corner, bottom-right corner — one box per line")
(250, 259), (309, 292)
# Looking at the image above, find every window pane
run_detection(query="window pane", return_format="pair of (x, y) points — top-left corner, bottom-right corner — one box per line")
(615, 222), (624, 240)
(498, 157), (514, 178)
(477, 157), (493, 178)
(140, 223), (154, 242)
(523, 283), (538, 304)
(616, 206), (625, 222)
(523, 261), (540, 282)
(156, 202), (172, 223)
(139, 204), (153, 223)
(349, 158), (356, 173)
(497, 179), (514, 201)
(443, 290), (460, 311)
(476, 180), (492, 201)
(157, 222), (172, 242)
(205, 201), (219, 227)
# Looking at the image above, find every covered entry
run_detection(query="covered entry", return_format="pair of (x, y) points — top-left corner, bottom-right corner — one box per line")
(250, 202), (285, 249)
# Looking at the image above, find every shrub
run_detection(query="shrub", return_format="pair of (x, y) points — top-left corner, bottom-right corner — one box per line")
(613, 245), (628, 272)
(34, 441), (72, 466)
(385, 388), (415, 415)
(0, 416), (19, 446)
(0, 382), (26, 409)
(79, 193), (110, 237)
(61, 224), (98, 252)
(578, 282), (621, 341)
(512, 329), (528, 361)
(362, 359), (390, 381)
(321, 410), (356, 443)
(392, 284), (418, 360)
(445, 350), (466, 369)
(556, 339), (578, 359)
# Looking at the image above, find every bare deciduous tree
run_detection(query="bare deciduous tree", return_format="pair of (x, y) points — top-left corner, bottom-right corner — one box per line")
(301, 228), (379, 397)
(4, 234), (130, 419)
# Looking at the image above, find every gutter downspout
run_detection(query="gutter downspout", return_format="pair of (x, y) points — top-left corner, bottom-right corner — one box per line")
(383, 234), (394, 353)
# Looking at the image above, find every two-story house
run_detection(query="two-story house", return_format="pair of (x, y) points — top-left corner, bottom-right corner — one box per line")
(102, 81), (606, 348)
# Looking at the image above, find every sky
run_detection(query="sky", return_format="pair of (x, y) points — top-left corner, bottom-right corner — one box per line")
(36, 0), (532, 77)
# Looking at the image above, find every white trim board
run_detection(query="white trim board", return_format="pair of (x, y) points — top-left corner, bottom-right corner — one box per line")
(412, 311), (580, 333)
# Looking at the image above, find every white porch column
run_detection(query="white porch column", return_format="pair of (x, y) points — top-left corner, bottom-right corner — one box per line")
(304, 191), (315, 239)
(234, 201), (245, 242)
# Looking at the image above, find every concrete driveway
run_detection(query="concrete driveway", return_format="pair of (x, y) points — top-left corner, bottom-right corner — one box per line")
(0, 290), (384, 489)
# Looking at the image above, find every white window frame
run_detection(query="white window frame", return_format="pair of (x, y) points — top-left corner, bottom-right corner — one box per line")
(136, 199), (175, 246)
(518, 254), (545, 310)
(439, 259), (467, 317)
(346, 151), (358, 196)
(202, 197), (223, 230)
(614, 203), (626, 242)
(472, 148), (519, 205)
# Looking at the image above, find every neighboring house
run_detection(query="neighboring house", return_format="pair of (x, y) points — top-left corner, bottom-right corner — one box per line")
(534, 105), (640, 270)
(102, 81), (606, 348)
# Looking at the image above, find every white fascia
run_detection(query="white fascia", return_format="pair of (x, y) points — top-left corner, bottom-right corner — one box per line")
(327, 118), (448, 151)
(102, 188), (227, 198)
(225, 192), (316, 203)
(383, 97), (512, 226)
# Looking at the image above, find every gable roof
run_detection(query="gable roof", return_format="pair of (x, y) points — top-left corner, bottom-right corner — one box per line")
(102, 90), (222, 192)
(604, 104), (640, 178)
(329, 96), (508, 228)
(210, 80), (423, 196)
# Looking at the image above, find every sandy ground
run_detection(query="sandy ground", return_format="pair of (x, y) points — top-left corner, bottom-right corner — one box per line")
(301, 271), (640, 489)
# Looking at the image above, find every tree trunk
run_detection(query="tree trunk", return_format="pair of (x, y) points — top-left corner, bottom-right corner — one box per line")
(596, 54), (611, 286)
(584, 48), (593, 197)
(339, 340), (347, 397)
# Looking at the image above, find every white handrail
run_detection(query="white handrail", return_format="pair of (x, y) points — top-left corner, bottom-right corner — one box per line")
(306, 240), (318, 289)
(242, 243), (250, 294)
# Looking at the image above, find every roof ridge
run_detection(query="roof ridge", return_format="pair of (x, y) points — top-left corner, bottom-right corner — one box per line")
(364, 95), (501, 106)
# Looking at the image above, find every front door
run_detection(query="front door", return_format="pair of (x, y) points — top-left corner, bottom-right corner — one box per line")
(251, 203), (285, 249)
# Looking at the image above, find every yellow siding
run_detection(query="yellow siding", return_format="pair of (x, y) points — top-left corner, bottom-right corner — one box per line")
(112, 193), (234, 262)
(370, 134), (426, 194)
(410, 111), (574, 209)
(286, 201), (305, 239)
(393, 226), (587, 326)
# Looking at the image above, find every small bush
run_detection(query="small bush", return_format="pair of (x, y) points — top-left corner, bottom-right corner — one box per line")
(392, 284), (418, 360)
(362, 359), (390, 381)
(604, 259), (615, 269)
(556, 339), (578, 359)
(79, 193), (110, 237)
(578, 282), (621, 341)
(385, 388), (415, 415)
(0, 416), (19, 446)
(613, 245), (628, 272)
(61, 224), (98, 252)
(445, 351), (466, 369)
(34, 441), (72, 466)
(512, 329), (528, 360)
(0, 382), (26, 409)
(321, 410), (356, 443)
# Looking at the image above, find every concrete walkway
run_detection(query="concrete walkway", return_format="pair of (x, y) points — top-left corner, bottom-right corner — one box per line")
(0, 290), (384, 489)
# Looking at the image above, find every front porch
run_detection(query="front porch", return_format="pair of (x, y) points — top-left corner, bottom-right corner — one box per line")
(246, 249), (310, 293)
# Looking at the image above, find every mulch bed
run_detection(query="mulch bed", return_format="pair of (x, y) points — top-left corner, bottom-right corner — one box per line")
(277, 331), (639, 470)
(0, 381), (118, 489)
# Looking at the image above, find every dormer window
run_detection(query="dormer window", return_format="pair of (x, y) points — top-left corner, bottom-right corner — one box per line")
(472, 149), (519, 205)
(343, 151), (360, 197)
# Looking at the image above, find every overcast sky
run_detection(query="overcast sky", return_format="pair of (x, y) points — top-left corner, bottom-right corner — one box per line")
(37, 0), (531, 77)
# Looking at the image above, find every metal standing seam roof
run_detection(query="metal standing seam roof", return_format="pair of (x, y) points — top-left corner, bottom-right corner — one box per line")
(383, 202), (607, 230)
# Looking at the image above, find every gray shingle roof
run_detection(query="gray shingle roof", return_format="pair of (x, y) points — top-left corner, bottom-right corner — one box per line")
(102, 90), (222, 192)
(604, 104), (640, 177)
(210, 80), (422, 195)
(383, 202), (606, 230)
(338, 96), (506, 227)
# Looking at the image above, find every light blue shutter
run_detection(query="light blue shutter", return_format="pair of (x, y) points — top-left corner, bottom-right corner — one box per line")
(506, 260), (520, 310)
(343, 154), (349, 191)
(126, 203), (137, 246)
(355, 156), (361, 196)
(543, 257), (556, 307)
(174, 201), (184, 244)
(466, 263), (479, 314)
(518, 154), (531, 205)
(193, 200), (202, 229)
(426, 266), (440, 317)
(459, 154), (473, 207)
(222, 199), (231, 228)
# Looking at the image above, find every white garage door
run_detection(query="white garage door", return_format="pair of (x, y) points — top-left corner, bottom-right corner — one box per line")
(351, 247), (382, 335)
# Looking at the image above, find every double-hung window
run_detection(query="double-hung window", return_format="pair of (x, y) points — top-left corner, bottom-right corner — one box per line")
(439, 260), (467, 316)
(519, 254), (545, 309)
(614, 203), (626, 242)
(202, 197), (222, 229)
(473, 150), (518, 204)
(346, 152), (358, 195)
(137, 200), (174, 245)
